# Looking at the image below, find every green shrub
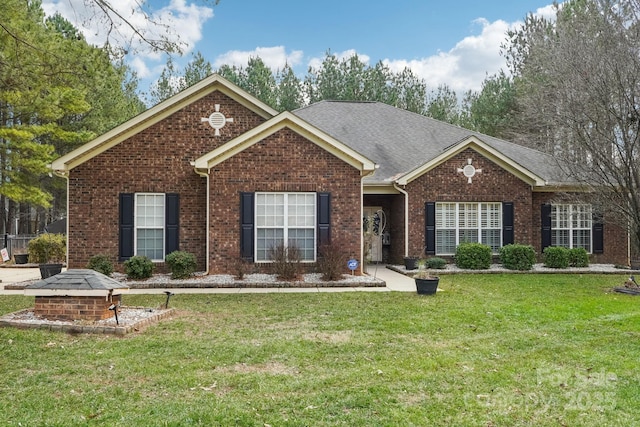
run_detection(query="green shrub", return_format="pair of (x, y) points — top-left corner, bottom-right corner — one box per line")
(568, 247), (589, 267)
(543, 246), (569, 268)
(124, 255), (155, 279)
(455, 243), (491, 269)
(500, 244), (536, 271)
(425, 257), (447, 269)
(165, 251), (197, 279)
(87, 254), (114, 276)
(27, 233), (66, 264)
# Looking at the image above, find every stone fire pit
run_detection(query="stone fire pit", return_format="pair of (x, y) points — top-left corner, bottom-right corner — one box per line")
(24, 269), (129, 321)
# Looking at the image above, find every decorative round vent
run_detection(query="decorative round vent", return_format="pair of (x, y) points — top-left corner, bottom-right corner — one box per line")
(200, 104), (234, 136)
(457, 159), (482, 183)
(463, 164), (476, 178)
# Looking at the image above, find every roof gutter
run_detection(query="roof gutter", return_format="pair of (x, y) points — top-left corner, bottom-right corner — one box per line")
(393, 182), (410, 258)
(192, 163), (210, 275)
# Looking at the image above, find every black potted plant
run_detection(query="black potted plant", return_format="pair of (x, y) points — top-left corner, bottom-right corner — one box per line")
(403, 255), (419, 271)
(414, 259), (440, 295)
(13, 251), (29, 265)
(28, 233), (66, 279)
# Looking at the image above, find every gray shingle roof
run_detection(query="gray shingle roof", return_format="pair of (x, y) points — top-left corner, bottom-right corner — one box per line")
(25, 269), (128, 292)
(293, 101), (568, 185)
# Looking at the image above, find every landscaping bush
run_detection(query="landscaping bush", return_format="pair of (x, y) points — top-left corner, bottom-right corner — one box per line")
(543, 246), (569, 268)
(165, 251), (197, 279)
(568, 247), (589, 267)
(27, 233), (66, 264)
(233, 256), (250, 280)
(269, 242), (302, 280)
(86, 254), (114, 276)
(124, 255), (155, 279)
(317, 240), (350, 281)
(499, 244), (536, 271)
(455, 243), (492, 269)
(425, 257), (447, 269)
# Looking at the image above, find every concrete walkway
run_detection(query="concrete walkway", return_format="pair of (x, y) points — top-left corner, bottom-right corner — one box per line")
(0, 266), (417, 295)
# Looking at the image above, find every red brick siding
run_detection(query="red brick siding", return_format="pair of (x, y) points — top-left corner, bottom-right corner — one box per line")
(67, 92), (268, 271)
(34, 294), (122, 321)
(406, 148), (533, 257)
(208, 127), (363, 273)
(532, 192), (628, 265)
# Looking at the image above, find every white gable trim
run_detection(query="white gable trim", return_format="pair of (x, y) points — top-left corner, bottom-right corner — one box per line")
(51, 74), (279, 173)
(193, 111), (377, 174)
(395, 135), (546, 186)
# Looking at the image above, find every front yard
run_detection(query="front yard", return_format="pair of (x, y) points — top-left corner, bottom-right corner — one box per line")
(1, 273), (638, 426)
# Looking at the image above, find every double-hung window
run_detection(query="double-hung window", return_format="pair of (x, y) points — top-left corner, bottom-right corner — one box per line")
(551, 204), (592, 252)
(435, 202), (502, 254)
(255, 192), (316, 262)
(135, 193), (165, 260)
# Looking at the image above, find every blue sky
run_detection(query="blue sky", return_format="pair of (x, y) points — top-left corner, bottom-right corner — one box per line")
(42, 0), (559, 98)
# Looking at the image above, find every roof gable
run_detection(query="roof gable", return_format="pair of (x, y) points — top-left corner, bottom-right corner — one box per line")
(396, 135), (546, 186)
(294, 101), (566, 187)
(51, 74), (279, 173)
(193, 112), (377, 174)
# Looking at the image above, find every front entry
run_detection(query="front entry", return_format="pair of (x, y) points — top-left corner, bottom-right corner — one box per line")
(363, 207), (387, 263)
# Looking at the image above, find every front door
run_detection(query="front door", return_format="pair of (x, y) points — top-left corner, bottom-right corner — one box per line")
(363, 207), (386, 263)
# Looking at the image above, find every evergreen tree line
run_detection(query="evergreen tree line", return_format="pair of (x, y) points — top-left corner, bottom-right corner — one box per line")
(147, 52), (515, 139)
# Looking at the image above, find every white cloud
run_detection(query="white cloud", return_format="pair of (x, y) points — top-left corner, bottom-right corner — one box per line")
(41, 0), (213, 58)
(383, 18), (519, 94)
(213, 46), (304, 72)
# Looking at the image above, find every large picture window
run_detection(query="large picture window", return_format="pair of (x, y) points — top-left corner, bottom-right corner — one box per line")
(551, 204), (592, 252)
(135, 193), (165, 260)
(255, 192), (316, 262)
(435, 202), (502, 254)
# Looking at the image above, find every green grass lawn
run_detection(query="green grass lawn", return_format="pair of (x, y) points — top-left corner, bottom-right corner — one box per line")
(1, 274), (639, 426)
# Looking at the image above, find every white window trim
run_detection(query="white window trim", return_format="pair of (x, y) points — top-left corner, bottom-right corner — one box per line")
(255, 192), (317, 263)
(551, 204), (592, 253)
(134, 193), (166, 262)
(435, 202), (503, 255)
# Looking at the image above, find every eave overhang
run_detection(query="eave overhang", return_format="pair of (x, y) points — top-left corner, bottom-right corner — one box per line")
(50, 74), (279, 173)
(395, 135), (547, 187)
(193, 111), (377, 175)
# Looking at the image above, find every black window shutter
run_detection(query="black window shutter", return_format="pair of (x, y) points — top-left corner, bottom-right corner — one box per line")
(541, 204), (552, 250)
(240, 192), (255, 261)
(119, 193), (134, 260)
(503, 202), (514, 246)
(425, 202), (436, 255)
(593, 213), (604, 254)
(317, 192), (331, 247)
(165, 193), (180, 255)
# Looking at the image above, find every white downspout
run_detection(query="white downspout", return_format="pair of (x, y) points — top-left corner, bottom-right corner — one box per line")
(193, 165), (210, 275)
(393, 183), (409, 258)
(52, 170), (70, 266)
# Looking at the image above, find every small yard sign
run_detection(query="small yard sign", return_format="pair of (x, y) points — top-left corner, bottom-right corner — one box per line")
(347, 259), (359, 275)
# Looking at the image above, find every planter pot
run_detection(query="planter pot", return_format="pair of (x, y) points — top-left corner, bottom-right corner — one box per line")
(14, 254), (29, 265)
(415, 277), (439, 295)
(404, 257), (419, 271)
(39, 263), (63, 279)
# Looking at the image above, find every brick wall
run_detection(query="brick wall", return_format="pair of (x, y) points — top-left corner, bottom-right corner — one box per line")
(34, 294), (122, 321)
(67, 92), (268, 271)
(532, 192), (628, 265)
(208, 127), (363, 273)
(406, 148), (533, 257)
(66, 91), (363, 275)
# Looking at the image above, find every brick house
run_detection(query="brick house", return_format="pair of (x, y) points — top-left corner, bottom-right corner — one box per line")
(51, 74), (629, 274)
